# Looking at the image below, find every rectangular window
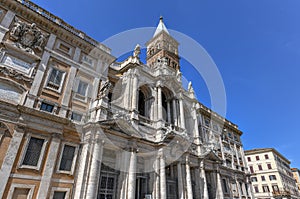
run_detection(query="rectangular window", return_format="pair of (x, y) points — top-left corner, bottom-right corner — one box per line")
(267, 163), (272, 169)
(228, 132), (232, 138)
(59, 144), (76, 172)
(254, 186), (259, 193)
(258, 165), (263, 170)
(247, 157), (251, 162)
(71, 112), (83, 122)
(265, 154), (269, 159)
(204, 118), (210, 127)
(272, 185), (279, 192)
(40, 102), (54, 113)
(22, 137), (45, 167)
(261, 175), (266, 181)
(269, 175), (277, 180)
(53, 191), (66, 199)
(47, 68), (65, 90)
(77, 81), (88, 96)
(262, 185), (270, 193)
(12, 188), (30, 198)
(251, 177), (257, 182)
(256, 156), (260, 160)
(59, 43), (70, 52)
(249, 166), (254, 173)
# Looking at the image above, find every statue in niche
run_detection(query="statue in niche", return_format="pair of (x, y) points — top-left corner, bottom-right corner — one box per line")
(9, 18), (48, 54)
(133, 44), (141, 59)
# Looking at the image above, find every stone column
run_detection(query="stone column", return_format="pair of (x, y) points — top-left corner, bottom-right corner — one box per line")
(200, 161), (209, 199)
(172, 99), (178, 126)
(154, 156), (160, 199)
(131, 74), (138, 111)
(74, 139), (90, 199)
(160, 154), (167, 199)
(179, 97), (185, 129)
(127, 150), (137, 199)
(216, 170), (224, 199)
(152, 87), (158, 121)
(0, 126), (24, 198)
(177, 162), (184, 199)
(124, 73), (132, 110)
(118, 151), (130, 199)
(185, 156), (193, 199)
(167, 101), (171, 123)
(37, 134), (61, 198)
(157, 86), (163, 121)
(85, 131), (104, 199)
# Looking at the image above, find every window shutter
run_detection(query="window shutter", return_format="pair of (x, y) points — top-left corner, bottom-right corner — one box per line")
(72, 78), (80, 92)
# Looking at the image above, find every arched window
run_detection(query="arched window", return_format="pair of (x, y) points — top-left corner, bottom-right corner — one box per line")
(138, 85), (152, 119)
(161, 87), (175, 124)
(138, 90), (146, 116)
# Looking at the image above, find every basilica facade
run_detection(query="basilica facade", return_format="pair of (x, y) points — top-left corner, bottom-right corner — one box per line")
(0, 1), (253, 199)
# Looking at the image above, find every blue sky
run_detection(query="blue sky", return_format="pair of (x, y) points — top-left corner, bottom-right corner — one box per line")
(31, 0), (300, 167)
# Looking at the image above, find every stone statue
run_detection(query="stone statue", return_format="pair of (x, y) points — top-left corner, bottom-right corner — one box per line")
(10, 18), (23, 40)
(188, 82), (194, 93)
(176, 70), (182, 82)
(133, 44), (141, 59)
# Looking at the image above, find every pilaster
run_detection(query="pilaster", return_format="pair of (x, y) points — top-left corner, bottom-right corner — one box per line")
(73, 141), (90, 199)
(37, 133), (61, 198)
(0, 126), (24, 198)
(160, 151), (166, 199)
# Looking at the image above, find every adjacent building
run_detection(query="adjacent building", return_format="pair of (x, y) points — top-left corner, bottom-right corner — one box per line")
(292, 168), (300, 192)
(245, 148), (300, 199)
(0, 0), (253, 198)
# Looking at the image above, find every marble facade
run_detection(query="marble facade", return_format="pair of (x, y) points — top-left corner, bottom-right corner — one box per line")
(0, 1), (253, 199)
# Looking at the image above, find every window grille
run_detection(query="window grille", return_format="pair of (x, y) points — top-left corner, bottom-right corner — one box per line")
(23, 137), (44, 166)
(59, 145), (76, 171)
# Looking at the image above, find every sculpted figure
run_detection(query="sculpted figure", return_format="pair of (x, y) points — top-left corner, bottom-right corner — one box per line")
(133, 44), (141, 58)
(10, 19), (23, 40)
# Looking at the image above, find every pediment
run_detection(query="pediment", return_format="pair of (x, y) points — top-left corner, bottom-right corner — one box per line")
(201, 150), (223, 163)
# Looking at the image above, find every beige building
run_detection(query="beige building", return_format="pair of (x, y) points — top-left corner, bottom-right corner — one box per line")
(0, 0), (253, 198)
(292, 168), (300, 192)
(245, 148), (300, 199)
